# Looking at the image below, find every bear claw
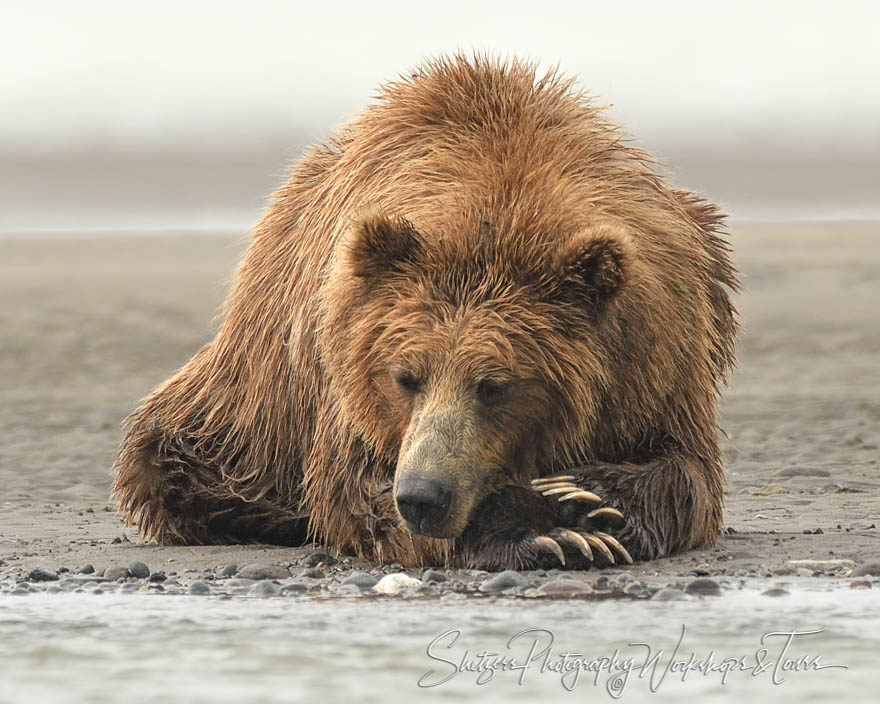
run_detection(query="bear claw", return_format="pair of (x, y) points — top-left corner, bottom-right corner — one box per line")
(533, 528), (629, 567)
(587, 506), (625, 526)
(593, 531), (634, 564)
(533, 535), (566, 566)
(531, 475), (576, 486)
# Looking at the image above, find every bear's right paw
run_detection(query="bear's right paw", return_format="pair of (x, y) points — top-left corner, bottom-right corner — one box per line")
(529, 474), (633, 567)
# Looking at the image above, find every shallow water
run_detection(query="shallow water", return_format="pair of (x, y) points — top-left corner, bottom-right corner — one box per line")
(0, 588), (877, 703)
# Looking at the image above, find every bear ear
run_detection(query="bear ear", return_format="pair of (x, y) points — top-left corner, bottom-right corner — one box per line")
(553, 220), (632, 308)
(346, 209), (424, 281)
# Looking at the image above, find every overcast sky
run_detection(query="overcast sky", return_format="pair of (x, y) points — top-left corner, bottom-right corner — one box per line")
(2, 0), (879, 148)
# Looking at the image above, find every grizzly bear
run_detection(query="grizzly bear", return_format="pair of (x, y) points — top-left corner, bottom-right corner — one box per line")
(112, 54), (738, 570)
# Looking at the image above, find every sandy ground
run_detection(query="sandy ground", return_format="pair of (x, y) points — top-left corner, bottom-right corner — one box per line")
(1, 223), (879, 580)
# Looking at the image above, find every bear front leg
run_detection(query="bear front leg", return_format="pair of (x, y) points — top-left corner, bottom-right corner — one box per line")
(454, 484), (631, 571)
(534, 453), (723, 563)
(457, 452), (721, 570)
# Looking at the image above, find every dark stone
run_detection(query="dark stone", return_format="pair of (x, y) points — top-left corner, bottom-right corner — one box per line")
(104, 566), (131, 581)
(149, 571), (166, 583)
(423, 569), (448, 583)
(129, 561), (150, 579)
(75, 564), (95, 575)
(685, 578), (721, 596)
(651, 588), (687, 601)
(762, 588), (790, 597)
(299, 553), (337, 568)
(281, 583), (308, 595)
(250, 581), (282, 597)
(300, 568), (325, 579)
(27, 567), (59, 582)
(479, 570), (528, 592)
(237, 564), (291, 580)
(686, 569), (710, 577)
(341, 571), (379, 589)
(188, 581), (211, 595)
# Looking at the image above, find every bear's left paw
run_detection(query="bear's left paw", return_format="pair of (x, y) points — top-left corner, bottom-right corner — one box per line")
(530, 475), (633, 566)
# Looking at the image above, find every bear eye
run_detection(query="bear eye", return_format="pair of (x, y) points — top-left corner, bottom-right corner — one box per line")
(476, 378), (510, 406)
(394, 370), (422, 395)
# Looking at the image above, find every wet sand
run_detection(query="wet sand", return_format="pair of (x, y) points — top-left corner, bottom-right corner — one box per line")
(1, 222), (879, 580)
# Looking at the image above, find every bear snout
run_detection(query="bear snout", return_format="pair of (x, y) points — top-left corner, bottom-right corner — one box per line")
(395, 475), (453, 536)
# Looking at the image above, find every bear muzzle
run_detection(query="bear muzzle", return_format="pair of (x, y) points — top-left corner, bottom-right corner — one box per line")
(395, 475), (453, 537)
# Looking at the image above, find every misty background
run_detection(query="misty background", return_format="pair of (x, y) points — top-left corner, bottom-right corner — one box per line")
(2, 0), (878, 233)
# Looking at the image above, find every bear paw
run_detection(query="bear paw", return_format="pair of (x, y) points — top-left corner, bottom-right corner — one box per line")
(529, 475), (633, 566)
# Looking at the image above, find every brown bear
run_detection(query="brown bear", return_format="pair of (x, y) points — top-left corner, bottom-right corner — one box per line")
(112, 54), (738, 570)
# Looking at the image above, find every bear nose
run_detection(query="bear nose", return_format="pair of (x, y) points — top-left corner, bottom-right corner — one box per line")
(395, 476), (452, 535)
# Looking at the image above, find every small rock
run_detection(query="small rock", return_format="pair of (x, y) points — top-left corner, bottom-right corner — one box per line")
(852, 561), (880, 577)
(250, 581), (282, 597)
(373, 573), (422, 594)
(786, 559), (855, 572)
(188, 581), (211, 595)
(762, 588), (790, 597)
(850, 521), (876, 531)
(342, 571), (379, 589)
(299, 568), (325, 579)
(299, 553), (337, 568)
(218, 564), (238, 578)
(128, 561), (150, 579)
(685, 578), (721, 596)
(651, 588), (687, 601)
(850, 580), (872, 589)
(237, 564), (291, 580)
(623, 582), (644, 596)
(281, 583), (308, 595)
(423, 569), (448, 583)
(75, 565), (95, 575)
(104, 566), (131, 581)
(337, 584), (362, 596)
(538, 579), (591, 596)
(149, 571), (166, 583)
(27, 567), (59, 582)
(686, 569), (710, 577)
(479, 571), (528, 593)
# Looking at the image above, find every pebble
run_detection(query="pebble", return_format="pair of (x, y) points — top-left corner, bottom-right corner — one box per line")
(373, 573), (422, 595)
(479, 571), (528, 593)
(651, 588), (688, 601)
(786, 559), (855, 572)
(423, 569), (448, 583)
(128, 561), (150, 579)
(299, 568), (325, 579)
(188, 581), (211, 595)
(538, 579), (591, 596)
(218, 564), (238, 578)
(850, 580), (872, 589)
(299, 553), (337, 568)
(75, 565), (95, 575)
(852, 561), (880, 577)
(762, 588), (790, 597)
(281, 583), (308, 595)
(685, 578), (722, 596)
(103, 566), (131, 581)
(148, 571), (166, 583)
(27, 566), (59, 582)
(341, 571), (379, 590)
(250, 581), (282, 597)
(237, 564), (291, 580)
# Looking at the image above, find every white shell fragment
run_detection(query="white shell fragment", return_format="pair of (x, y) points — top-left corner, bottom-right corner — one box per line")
(372, 573), (423, 594)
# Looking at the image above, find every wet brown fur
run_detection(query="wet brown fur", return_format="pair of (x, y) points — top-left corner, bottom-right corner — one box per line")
(112, 54), (738, 568)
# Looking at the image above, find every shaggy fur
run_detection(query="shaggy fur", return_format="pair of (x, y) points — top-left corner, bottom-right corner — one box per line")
(112, 54), (738, 569)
